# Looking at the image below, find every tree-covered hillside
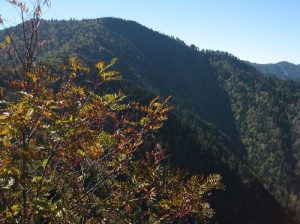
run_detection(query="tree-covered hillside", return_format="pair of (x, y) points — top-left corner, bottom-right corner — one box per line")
(1, 18), (300, 223)
(211, 53), (300, 219)
(252, 61), (300, 81)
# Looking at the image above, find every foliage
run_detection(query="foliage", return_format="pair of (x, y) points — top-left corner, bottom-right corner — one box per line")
(1, 15), (298, 223)
(0, 1), (223, 223)
(0, 53), (221, 223)
(21, 17), (300, 223)
(0, 55), (223, 223)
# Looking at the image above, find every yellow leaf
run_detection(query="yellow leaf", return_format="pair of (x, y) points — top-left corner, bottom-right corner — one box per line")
(70, 72), (76, 79)
(0, 42), (5, 49)
(5, 35), (11, 44)
(26, 72), (38, 83)
(5, 204), (20, 217)
(42, 158), (48, 168)
(0, 127), (10, 136)
(96, 61), (105, 69)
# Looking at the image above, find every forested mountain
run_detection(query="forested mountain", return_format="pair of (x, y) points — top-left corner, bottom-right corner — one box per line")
(1, 18), (300, 223)
(252, 61), (300, 81)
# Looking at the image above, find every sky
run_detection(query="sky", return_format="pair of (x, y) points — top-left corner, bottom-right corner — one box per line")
(1, 0), (299, 64)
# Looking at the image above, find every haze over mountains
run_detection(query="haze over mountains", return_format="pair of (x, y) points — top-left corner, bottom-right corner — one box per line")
(253, 61), (300, 81)
(1, 18), (300, 223)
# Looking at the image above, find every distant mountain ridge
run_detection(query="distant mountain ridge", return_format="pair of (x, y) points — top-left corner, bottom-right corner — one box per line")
(1, 18), (300, 223)
(252, 61), (300, 81)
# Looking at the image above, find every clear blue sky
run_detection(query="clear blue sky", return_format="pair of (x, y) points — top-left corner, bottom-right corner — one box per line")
(1, 0), (299, 64)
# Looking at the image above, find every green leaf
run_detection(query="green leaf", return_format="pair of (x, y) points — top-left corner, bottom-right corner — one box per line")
(42, 158), (49, 169)
(77, 149), (85, 156)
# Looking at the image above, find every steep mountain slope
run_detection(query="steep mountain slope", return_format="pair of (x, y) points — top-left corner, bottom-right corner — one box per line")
(252, 61), (300, 81)
(212, 53), (300, 219)
(1, 18), (300, 223)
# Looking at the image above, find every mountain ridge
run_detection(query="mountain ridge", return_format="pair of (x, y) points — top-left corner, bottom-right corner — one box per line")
(252, 61), (300, 81)
(1, 17), (299, 223)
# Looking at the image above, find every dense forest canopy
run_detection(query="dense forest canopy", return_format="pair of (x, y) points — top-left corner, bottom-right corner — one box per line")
(0, 2), (223, 223)
(252, 61), (300, 81)
(0, 5), (300, 224)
